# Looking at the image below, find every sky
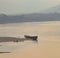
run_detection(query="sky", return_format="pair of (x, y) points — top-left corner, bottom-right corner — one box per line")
(0, 0), (60, 15)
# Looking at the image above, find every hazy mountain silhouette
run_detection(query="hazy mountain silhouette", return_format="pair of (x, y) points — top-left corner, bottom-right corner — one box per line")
(0, 5), (60, 24)
(43, 5), (60, 13)
(0, 13), (60, 24)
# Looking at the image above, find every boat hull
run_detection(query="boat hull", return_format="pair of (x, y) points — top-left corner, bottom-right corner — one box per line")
(24, 35), (38, 41)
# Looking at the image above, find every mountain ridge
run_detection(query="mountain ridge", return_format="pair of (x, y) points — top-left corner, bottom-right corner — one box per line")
(43, 5), (60, 13)
(0, 5), (60, 24)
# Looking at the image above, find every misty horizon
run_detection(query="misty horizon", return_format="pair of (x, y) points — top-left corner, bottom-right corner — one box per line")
(0, 0), (60, 15)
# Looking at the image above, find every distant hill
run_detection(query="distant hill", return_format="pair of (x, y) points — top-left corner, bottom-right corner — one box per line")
(0, 13), (60, 24)
(43, 5), (60, 13)
(0, 14), (7, 17)
(0, 5), (60, 24)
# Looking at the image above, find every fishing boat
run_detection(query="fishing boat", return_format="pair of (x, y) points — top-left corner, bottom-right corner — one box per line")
(24, 35), (38, 41)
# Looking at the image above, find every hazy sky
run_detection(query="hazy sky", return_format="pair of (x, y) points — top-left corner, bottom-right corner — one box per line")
(0, 0), (60, 15)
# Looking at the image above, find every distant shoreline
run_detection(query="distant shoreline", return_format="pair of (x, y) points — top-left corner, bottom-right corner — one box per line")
(0, 21), (60, 25)
(0, 52), (11, 54)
